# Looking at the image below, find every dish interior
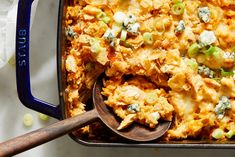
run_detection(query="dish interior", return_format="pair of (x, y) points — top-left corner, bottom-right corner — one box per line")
(58, 0), (235, 146)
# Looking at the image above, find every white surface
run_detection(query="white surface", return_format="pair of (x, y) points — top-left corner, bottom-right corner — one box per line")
(0, 0), (17, 68)
(0, 0), (235, 156)
(0, 0), (38, 69)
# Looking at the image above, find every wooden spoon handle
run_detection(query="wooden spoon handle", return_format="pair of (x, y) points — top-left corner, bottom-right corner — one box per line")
(0, 109), (98, 157)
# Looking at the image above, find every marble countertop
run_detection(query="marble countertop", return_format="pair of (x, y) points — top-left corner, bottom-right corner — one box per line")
(0, 0), (235, 156)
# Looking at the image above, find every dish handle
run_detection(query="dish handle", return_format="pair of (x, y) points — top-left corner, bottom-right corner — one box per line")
(15, 0), (61, 119)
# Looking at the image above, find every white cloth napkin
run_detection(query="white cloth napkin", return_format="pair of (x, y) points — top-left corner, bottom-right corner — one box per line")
(0, 0), (39, 69)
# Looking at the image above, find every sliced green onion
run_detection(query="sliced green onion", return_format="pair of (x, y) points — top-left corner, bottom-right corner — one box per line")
(143, 32), (154, 45)
(38, 113), (49, 121)
(112, 23), (122, 36)
(96, 12), (110, 24)
(187, 43), (200, 58)
(96, 12), (106, 20)
(201, 46), (222, 59)
(120, 30), (127, 41)
(225, 130), (234, 139)
(171, 2), (185, 15)
(221, 68), (234, 77)
(102, 16), (111, 24)
(8, 54), (15, 65)
(202, 45), (216, 56)
(23, 113), (33, 127)
(212, 47), (223, 59)
(212, 128), (224, 139)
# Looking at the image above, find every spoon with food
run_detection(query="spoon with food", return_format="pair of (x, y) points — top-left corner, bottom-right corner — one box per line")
(0, 78), (171, 157)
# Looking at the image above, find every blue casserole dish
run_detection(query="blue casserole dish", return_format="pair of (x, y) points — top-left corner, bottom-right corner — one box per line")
(15, 0), (235, 148)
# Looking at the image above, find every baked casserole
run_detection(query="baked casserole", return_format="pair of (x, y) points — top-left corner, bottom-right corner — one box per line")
(64, 0), (235, 141)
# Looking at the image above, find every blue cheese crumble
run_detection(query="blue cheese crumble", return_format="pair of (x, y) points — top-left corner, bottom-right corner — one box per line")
(198, 7), (211, 23)
(198, 31), (216, 47)
(103, 29), (115, 42)
(123, 14), (137, 27)
(65, 27), (77, 38)
(127, 104), (140, 113)
(214, 96), (231, 119)
(127, 23), (140, 35)
(117, 14), (140, 35)
(103, 29), (120, 47)
(198, 65), (214, 78)
(175, 20), (185, 33)
(223, 52), (235, 59)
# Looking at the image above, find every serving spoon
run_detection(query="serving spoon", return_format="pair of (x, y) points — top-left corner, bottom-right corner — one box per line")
(0, 79), (171, 157)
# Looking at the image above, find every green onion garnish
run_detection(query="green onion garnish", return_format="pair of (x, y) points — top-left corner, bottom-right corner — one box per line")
(23, 113), (33, 127)
(212, 47), (223, 58)
(225, 130), (234, 139)
(143, 32), (154, 45)
(201, 46), (223, 59)
(212, 128), (224, 139)
(96, 12), (106, 20)
(221, 68), (234, 77)
(38, 113), (49, 121)
(102, 16), (110, 24)
(202, 45), (216, 56)
(120, 30), (127, 41)
(187, 43), (199, 58)
(96, 12), (110, 24)
(171, 2), (185, 15)
(8, 54), (16, 65)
